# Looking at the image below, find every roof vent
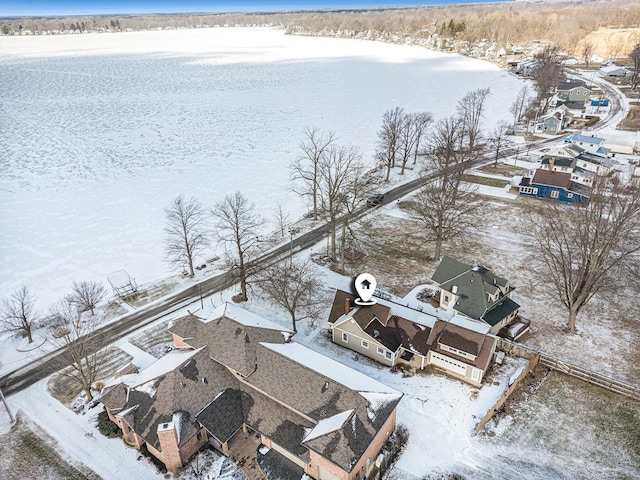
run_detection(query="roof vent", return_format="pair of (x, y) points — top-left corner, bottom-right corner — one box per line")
(452, 285), (458, 294)
(373, 330), (380, 338)
(201, 377), (208, 384)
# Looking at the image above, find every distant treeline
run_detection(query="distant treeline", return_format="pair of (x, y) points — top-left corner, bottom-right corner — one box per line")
(2, 0), (640, 52)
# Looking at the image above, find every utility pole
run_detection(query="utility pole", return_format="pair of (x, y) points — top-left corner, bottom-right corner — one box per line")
(0, 361), (15, 424)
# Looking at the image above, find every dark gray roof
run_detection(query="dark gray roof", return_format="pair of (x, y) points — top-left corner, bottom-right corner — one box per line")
(556, 79), (587, 91)
(482, 297), (520, 327)
(431, 256), (471, 285)
(540, 156), (576, 169)
(431, 257), (518, 325)
(170, 307), (291, 377)
(196, 389), (246, 443)
(104, 347), (237, 451)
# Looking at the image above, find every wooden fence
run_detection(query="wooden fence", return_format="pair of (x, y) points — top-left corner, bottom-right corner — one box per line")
(539, 355), (640, 401)
(475, 340), (640, 435)
(474, 354), (540, 435)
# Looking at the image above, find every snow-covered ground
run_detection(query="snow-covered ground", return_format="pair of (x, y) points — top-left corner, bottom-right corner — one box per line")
(0, 27), (525, 311)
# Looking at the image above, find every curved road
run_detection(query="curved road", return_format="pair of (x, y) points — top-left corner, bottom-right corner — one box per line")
(0, 75), (625, 397)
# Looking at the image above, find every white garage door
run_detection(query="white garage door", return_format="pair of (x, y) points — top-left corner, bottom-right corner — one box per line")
(318, 466), (342, 480)
(430, 352), (467, 376)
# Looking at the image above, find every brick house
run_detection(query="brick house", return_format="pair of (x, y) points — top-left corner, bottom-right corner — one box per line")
(100, 303), (402, 479)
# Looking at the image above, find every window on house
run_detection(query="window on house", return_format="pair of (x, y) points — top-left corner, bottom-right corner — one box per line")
(342, 332), (348, 343)
(377, 347), (385, 355)
(197, 431), (202, 441)
(444, 295), (449, 303)
(520, 187), (533, 194)
(567, 193), (574, 198)
(533, 188), (538, 194)
(361, 340), (369, 349)
(551, 190), (559, 199)
(385, 351), (392, 360)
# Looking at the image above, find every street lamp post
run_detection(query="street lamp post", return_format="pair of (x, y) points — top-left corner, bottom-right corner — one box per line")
(288, 227), (300, 265)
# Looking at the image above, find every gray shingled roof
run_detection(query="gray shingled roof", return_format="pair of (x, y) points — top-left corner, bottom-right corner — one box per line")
(246, 343), (402, 470)
(169, 307), (291, 378)
(101, 304), (400, 474)
(431, 257), (518, 324)
(196, 389), (246, 443)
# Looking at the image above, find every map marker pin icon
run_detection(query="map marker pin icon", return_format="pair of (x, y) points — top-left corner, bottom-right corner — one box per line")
(354, 273), (377, 305)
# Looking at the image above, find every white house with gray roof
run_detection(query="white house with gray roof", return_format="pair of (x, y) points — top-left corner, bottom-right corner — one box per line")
(431, 256), (520, 335)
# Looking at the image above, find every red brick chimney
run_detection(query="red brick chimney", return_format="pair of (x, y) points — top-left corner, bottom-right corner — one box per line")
(550, 157), (555, 172)
(345, 297), (351, 315)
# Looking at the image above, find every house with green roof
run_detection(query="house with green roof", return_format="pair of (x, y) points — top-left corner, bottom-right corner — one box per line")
(431, 256), (520, 335)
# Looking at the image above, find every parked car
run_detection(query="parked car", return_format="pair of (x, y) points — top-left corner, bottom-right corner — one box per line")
(367, 193), (385, 207)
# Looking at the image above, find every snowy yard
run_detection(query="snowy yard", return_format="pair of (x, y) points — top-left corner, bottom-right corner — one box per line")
(0, 27), (523, 312)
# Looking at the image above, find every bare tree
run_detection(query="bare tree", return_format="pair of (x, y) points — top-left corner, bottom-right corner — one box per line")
(164, 195), (209, 277)
(456, 87), (491, 154)
(337, 159), (383, 271)
(317, 145), (364, 260)
(510, 85), (531, 128)
(412, 112), (433, 165)
(274, 202), (290, 237)
(406, 116), (479, 259)
(487, 121), (512, 167)
(533, 46), (562, 114)
(258, 259), (322, 332)
(630, 43), (640, 91)
(290, 127), (335, 220)
(527, 175), (640, 332)
(0, 286), (38, 343)
(67, 280), (106, 316)
(212, 191), (262, 302)
(398, 112), (433, 174)
(375, 107), (405, 181)
(49, 298), (106, 401)
(582, 42), (595, 69)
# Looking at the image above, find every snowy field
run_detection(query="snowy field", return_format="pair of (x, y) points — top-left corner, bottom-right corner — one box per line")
(0, 27), (525, 310)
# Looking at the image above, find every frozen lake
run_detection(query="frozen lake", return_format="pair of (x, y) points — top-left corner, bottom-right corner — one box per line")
(0, 28), (525, 307)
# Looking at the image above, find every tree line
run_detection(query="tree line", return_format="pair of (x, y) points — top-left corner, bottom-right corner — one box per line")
(3, 0), (640, 56)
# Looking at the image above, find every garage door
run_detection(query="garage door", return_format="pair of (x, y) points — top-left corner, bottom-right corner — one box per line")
(318, 466), (342, 480)
(430, 352), (467, 376)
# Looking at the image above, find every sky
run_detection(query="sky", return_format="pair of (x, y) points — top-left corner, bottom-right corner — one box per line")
(0, 0), (498, 17)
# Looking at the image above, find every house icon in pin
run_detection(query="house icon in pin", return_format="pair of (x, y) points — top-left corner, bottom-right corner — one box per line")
(354, 273), (377, 305)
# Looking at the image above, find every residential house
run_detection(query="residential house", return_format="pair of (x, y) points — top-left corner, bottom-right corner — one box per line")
(551, 79), (591, 109)
(529, 105), (575, 134)
(518, 169), (591, 203)
(101, 303), (402, 480)
(539, 155), (576, 173)
(564, 133), (611, 157)
(599, 65), (630, 77)
(327, 290), (496, 387)
(431, 256), (520, 335)
(575, 151), (618, 176)
(516, 58), (540, 77)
